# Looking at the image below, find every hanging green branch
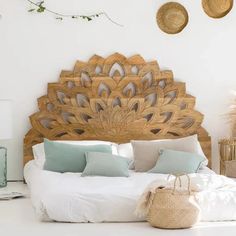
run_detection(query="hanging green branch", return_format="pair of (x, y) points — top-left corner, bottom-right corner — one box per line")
(26, 0), (123, 26)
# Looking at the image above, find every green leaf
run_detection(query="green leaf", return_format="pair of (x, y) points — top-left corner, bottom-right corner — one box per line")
(28, 9), (35, 12)
(56, 17), (63, 20)
(37, 6), (45, 13)
(87, 17), (92, 21)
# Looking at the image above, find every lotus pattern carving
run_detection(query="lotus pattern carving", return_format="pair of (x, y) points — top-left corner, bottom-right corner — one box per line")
(24, 53), (210, 165)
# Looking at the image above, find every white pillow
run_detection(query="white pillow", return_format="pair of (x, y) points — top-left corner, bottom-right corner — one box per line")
(32, 140), (118, 169)
(118, 135), (208, 169)
(118, 143), (134, 159)
(118, 143), (135, 169)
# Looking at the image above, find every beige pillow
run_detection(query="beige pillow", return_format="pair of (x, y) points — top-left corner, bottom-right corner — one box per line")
(131, 135), (206, 172)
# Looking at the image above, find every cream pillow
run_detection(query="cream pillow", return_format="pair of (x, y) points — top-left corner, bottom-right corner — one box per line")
(131, 135), (208, 172)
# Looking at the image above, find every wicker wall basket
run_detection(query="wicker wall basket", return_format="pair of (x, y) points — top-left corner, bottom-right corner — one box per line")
(202, 0), (233, 18)
(147, 175), (200, 229)
(219, 138), (236, 176)
(156, 2), (189, 34)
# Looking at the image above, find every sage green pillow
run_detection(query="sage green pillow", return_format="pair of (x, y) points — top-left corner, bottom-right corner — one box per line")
(82, 152), (131, 177)
(149, 149), (205, 175)
(43, 139), (112, 173)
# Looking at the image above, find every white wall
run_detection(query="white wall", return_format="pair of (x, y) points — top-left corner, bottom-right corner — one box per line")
(0, 0), (235, 180)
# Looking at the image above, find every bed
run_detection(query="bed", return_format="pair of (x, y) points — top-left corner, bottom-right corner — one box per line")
(25, 161), (229, 222)
(23, 53), (236, 223)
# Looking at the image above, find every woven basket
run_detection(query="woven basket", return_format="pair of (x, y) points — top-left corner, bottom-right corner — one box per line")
(225, 160), (236, 178)
(156, 2), (189, 34)
(202, 0), (233, 19)
(147, 175), (200, 229)
(219, 138), (236, 175)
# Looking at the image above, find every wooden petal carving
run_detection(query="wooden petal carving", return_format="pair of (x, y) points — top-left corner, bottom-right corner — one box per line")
(24, 53), (211, 166)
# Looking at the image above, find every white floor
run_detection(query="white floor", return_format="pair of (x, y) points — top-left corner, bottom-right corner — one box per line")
(1, 183), (236, 236)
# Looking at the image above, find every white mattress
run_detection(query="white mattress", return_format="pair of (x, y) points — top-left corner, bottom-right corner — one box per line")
(24, 161), (236, 222)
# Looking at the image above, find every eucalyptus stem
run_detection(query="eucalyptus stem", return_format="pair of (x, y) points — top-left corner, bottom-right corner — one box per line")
(26, 0), (123, 26)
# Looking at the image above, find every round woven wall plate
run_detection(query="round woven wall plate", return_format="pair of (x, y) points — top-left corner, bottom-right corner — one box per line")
(156, 2), (189, 34)
(202, 0), (233, 18)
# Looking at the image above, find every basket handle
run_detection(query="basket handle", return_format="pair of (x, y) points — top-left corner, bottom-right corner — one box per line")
(169, 174), (191, 195)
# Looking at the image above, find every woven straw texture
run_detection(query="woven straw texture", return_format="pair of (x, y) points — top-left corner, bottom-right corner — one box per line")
(147, 175), (200, 229)
(156, 2), (189, 34)
(219, 138), (236, 175)
(225, 160), (236, 178)
(202, 0), (233, 18)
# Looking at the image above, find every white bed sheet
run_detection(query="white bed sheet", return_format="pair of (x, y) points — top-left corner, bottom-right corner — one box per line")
(24, 161), (236, 223)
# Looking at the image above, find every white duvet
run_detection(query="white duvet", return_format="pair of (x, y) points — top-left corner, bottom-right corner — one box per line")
(24, 161), (236, 222)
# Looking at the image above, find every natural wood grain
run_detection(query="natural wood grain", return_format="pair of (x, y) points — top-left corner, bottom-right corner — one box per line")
(24, 53), (211, 167)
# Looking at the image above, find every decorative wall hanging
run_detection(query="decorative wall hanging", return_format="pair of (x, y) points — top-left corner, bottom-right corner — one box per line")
(202, 0), (233, 18)
(23, 53), (211, 167)
(226, 90), (236, 137)
(26, 0), (122, 26)
(156, 2), (189, 34)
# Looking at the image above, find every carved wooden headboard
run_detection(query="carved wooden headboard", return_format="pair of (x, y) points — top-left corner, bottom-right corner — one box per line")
(24, 53), (211, 167)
